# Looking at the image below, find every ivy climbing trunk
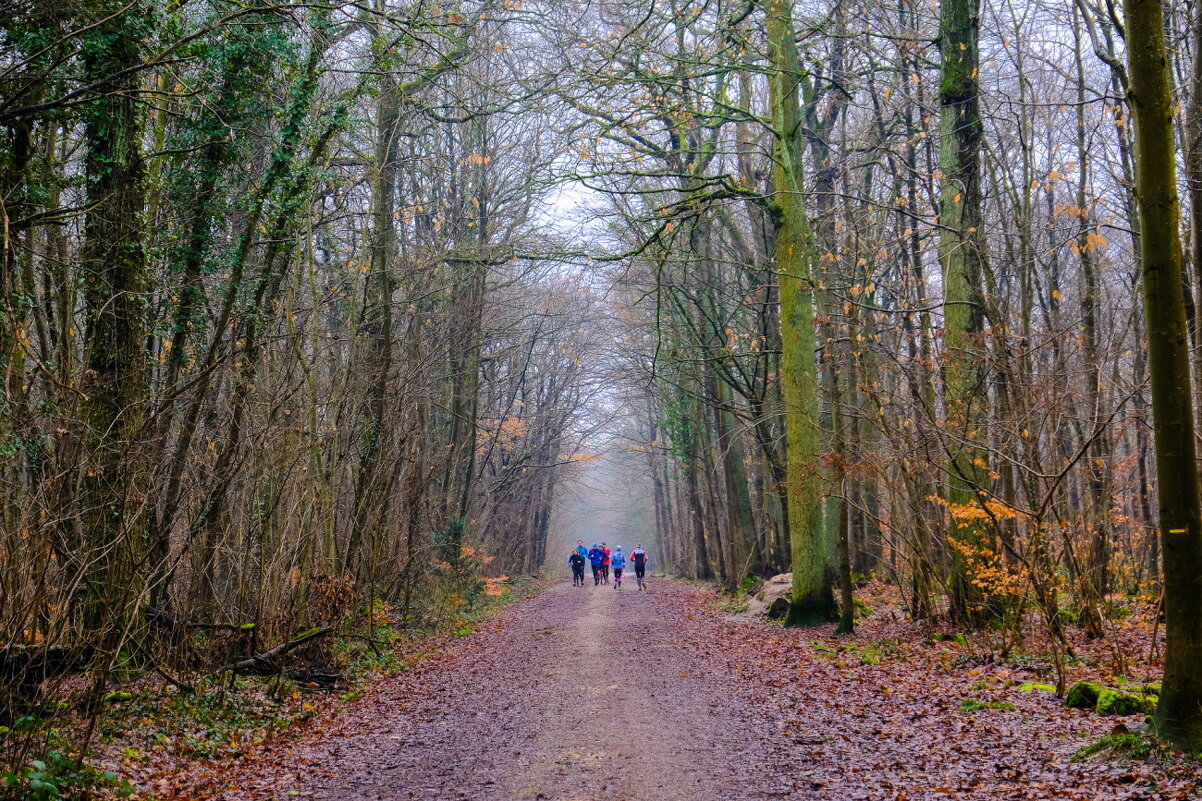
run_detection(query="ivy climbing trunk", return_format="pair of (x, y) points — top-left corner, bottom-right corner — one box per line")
(78, 1), (153, 637)
(1123, 0), (1202, 748)
(766, 0), (835, 626)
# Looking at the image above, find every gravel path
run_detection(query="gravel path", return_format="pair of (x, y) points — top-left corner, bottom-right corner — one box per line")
(215, 580), (786, 800)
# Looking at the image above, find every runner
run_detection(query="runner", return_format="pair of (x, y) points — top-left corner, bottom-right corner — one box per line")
(600, 542), (611, 584)
(567, 549), (586, 586)
(610, 546), (626, 589)
(573, 541), (589, 588)
(631, 544), (649, 591)
(587, 543), (605, 586)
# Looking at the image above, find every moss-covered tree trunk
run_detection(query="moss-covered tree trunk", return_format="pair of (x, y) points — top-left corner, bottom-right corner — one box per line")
(1073, 10), (1111, 637)
(766, 0), (835, 626)
(936, 0), (991, 625)
(1123, 0), (1202, 748)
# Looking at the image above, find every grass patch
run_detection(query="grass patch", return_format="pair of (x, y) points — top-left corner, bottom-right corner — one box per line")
(809, 641), (891, 666)
(959, 699), (1016, 713)
(1073, 733), (1153, 762)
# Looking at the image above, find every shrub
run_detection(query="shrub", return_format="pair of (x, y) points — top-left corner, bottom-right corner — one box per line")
(3, 750), (134, 800)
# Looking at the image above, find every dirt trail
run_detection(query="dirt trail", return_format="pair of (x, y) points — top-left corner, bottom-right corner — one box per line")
(191, 581), (1201, 800)
(214, 581), (786, 800)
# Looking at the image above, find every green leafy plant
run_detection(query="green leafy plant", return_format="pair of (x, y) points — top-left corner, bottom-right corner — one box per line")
(4, 750), (134, 800)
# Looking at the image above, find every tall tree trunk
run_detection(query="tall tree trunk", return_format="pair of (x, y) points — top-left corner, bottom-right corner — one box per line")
(1124, 0), (1202, 747)
(146, 20), (276, 609)
(714, 374), (757, 586)
(350, 34), (401, 581)
(442, 260), (485, 524)
(646, 399), (672, 567)
(696, 392), (730, 583)
(78, 1), (153, 637)
(1192, 2), (1202, 427)
(685, 444), (714, 581)
(696, 238), (757, 587)
(937, 0), (991, 625)
(766, 0), (835, 626)
(1073, 9), (1111, 636)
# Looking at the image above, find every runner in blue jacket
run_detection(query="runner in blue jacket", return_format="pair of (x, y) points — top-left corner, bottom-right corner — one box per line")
(610, 546), (627, 589)
(587, 544), (605, 586)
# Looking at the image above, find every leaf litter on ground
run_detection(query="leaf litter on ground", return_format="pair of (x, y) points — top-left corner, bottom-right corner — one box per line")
(93, 580), (1202, 800)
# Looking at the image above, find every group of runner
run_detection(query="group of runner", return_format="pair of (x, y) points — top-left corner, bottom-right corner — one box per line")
(567, 540), (649, 590)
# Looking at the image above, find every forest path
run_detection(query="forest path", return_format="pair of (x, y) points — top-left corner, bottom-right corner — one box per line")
(195, 581), (1202, 800)
(215, 580), (788, 800)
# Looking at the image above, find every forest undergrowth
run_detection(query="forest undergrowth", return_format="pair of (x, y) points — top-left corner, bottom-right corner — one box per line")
(709, 580), (1202, 797)
(0, 577), (542, 801)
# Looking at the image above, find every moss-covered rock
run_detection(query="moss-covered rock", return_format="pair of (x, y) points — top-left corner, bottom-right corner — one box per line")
(1065, 681), (1101, 709)
(1095, 688), (1156, 716)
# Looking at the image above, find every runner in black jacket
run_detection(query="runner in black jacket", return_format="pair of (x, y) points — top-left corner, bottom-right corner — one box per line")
(568, 550), (586, 586)
(630, 544), (649, 590)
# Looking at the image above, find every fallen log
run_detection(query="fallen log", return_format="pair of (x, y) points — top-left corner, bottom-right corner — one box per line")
(284, 668), (345, 689)
(218, 627), (331, 676)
